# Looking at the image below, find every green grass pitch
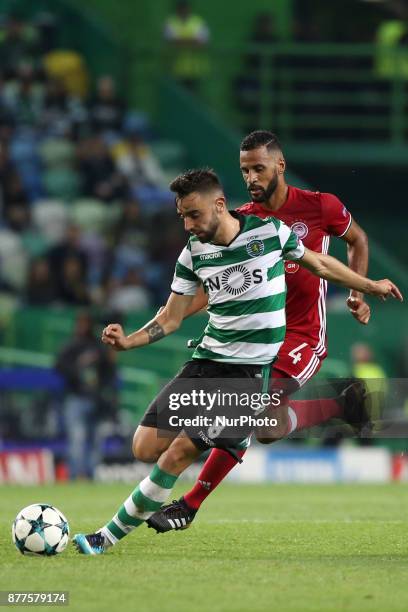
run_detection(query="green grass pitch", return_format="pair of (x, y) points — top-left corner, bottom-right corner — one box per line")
(1, 483), (408, 612)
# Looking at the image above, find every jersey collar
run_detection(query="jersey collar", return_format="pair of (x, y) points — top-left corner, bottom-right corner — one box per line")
(210, 211), (245, 248)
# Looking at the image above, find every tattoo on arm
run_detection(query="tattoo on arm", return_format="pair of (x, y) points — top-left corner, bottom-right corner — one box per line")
(145, 321), (165, 344)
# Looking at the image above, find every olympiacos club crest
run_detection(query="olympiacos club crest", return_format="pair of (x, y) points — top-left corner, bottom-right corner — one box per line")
(291, 222), (308, 239)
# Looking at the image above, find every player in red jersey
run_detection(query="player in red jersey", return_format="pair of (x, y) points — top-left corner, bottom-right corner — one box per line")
(146, 131), (375, 533)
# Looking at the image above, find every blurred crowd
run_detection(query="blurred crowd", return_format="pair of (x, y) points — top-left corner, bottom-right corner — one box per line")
(0, 10), (186, 314)
(2, 2), (405, 311)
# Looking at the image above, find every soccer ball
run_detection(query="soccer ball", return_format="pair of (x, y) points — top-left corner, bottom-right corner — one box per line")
(12, 503), (69, 556)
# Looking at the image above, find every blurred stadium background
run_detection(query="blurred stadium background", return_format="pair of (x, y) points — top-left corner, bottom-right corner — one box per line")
(0, 0), (407, 489)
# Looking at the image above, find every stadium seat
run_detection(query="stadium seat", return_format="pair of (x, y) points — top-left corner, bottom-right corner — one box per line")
(130, 185), (173, 214)
(0, 229), (28, 290)
(21, 232), (49, 258)
(15, 162), (43, 202)
(9, 129), (40, 166)
(9, 131), (43, 201)
(43, 167), (81, 201)
(32, 199), (69, 245)
(70, 198), (109, 232)
(39, 138), (75, 168)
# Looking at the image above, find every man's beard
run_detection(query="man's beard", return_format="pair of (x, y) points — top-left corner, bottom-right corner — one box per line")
(194, 219), (219, 243)
(196, 231), (214, 243)
(249, 173), (278, 202)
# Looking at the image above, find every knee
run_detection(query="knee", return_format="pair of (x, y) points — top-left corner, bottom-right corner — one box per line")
(132, 433), (160, 463)
(133, 441), (160, 463)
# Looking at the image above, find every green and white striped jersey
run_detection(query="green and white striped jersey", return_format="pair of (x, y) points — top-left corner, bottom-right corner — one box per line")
(171, 213), (305, 365)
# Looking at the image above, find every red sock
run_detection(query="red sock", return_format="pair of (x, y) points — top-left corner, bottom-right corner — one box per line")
(286, 398), (343, 433)
(184, 447), (246, 510)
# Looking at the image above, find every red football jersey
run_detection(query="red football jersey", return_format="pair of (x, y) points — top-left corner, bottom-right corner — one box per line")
(237, 186), (352, 359)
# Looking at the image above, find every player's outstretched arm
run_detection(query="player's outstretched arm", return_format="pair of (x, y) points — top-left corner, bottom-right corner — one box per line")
(102, 292), (195, 351)
(341, 219), (371, 324)
(298, 248), (403, 301)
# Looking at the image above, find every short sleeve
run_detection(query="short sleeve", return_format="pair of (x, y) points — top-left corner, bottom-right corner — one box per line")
(278, 221), (305, 261)
(321, 193), (352, 237)
(171, 246), (200, 295)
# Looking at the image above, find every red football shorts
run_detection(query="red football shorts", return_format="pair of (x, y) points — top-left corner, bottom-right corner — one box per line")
(272, 334), (323, 387)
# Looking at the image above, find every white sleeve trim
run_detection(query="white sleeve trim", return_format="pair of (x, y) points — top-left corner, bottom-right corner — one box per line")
(337, 215), (352, 238)
(171, 277), (199, 295)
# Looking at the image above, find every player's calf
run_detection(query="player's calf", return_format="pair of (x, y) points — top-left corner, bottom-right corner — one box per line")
(160, 435), (203, 474)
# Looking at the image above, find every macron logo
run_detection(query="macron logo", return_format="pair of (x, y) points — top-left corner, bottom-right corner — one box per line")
(200, 252), (223, 261)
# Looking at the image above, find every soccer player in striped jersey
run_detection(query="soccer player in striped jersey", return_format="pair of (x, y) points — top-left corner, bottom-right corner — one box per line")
(73, 168), (401, 553)
(146, 131), (396, 533)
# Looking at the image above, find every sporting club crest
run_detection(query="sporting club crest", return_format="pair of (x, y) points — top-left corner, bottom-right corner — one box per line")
(246, 239), (265, 258)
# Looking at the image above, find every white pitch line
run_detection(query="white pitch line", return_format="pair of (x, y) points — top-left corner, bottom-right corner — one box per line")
(201, 519), (406, 525)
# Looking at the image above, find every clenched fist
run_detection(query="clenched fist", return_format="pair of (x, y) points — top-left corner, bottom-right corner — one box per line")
(346, 296), (371, 325)
(101, 323), (130, 351)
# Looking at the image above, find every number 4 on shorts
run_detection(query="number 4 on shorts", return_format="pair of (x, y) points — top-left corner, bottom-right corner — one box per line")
(288, 343), (308, 364)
